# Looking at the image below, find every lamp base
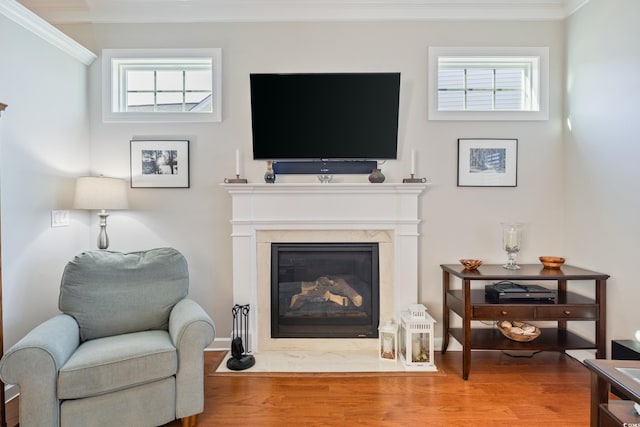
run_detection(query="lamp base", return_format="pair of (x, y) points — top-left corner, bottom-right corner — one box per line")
(97, 211), (110, 250)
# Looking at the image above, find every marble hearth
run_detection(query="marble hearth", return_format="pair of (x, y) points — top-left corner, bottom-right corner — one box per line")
(223, 183), (428, 352)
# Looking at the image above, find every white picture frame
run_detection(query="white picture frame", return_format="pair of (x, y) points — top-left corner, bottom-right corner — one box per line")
(457, 138), (518, 187)
(130, 139), (190, 188)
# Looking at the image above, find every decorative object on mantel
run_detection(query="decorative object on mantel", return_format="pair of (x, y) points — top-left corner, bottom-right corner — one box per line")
(317, 174), (332, 183)
(459, 259), (482, 271)
(501, 222), (523, 270)
(497, 320), (540, 342)
(539, 256), (565, 269)
(403, 148), (428, 183)
(403, 174), (428, 183)
(399, 304), (436, 370)
(225, 175), (248, 184)
(379, 320), (398, 361)
(225, 149), (249, 183)
(263, 160), (276, 183)
(368, 168), (385, 183)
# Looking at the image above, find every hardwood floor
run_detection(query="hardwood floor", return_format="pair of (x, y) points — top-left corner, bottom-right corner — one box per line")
(5, 350), (594, 426)
(168, 349), (592, 427)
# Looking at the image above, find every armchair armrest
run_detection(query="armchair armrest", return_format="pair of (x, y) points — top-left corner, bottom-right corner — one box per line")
(169, 299), (215, 418)
(0, 314), (80, 427)
(169, 299), (215, 350)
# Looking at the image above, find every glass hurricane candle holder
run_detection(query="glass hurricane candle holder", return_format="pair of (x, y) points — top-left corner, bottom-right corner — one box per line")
(502, 222), (522, 270)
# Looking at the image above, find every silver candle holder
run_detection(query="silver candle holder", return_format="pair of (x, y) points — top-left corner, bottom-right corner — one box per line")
(502, 222), (523, 270)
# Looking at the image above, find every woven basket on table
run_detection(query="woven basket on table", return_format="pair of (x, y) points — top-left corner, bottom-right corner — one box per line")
(497, 321), (541, 342)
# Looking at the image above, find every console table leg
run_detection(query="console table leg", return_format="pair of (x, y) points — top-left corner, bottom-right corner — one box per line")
(590, 370), (608, 427)
(595, 279), (607, 358)
(441, 270), (450, 353)
(462, 278), (471, 380)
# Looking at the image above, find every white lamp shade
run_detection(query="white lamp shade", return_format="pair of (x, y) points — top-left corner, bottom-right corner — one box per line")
(73, 176), (129, 210)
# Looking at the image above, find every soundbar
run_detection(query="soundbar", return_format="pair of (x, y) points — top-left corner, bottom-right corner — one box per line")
(272, 160), (378, 175)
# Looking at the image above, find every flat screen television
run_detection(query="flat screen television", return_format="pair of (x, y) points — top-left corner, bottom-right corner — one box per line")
(250, 72), (400, 173)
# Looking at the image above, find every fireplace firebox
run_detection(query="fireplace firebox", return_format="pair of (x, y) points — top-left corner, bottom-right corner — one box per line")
(271, 243), (380, 339)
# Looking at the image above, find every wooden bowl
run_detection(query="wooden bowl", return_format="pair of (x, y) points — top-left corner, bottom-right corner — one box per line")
(539, 256), (565, 269)
(497, 321), (541, 342)
(460, 259), (482, 270)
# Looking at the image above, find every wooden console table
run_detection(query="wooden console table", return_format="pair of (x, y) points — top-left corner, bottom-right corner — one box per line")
(585, 359), (640, 427)
(441, 263), (609, 380)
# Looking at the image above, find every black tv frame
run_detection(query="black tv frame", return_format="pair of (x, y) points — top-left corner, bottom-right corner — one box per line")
(250, 72), (400, 171)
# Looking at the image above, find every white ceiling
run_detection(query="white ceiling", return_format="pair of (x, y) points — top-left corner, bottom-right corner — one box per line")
(17, 0), (590, 24)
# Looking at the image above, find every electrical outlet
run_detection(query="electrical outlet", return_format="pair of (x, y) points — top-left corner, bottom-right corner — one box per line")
(51, 210), (70, 227)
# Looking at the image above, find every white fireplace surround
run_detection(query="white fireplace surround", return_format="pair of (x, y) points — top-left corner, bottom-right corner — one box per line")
(223, 183), (428, 352)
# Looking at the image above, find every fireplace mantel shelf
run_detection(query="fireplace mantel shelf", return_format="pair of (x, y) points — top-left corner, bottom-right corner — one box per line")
(222, 182), (429, 194)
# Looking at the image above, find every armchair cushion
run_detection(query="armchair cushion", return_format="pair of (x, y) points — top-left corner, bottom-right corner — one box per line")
(58, 330), (177, 399)
(59, 248), (188, 342)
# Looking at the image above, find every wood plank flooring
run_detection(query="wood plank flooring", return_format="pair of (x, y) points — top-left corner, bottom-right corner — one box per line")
(5, 350), (594, 426)
(167, 349), (592, 427)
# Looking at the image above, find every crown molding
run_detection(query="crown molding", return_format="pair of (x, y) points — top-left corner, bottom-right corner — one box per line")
(565, 0), (590, 16)
(0, 0), (95, 65)
(18, 0), (582, 24)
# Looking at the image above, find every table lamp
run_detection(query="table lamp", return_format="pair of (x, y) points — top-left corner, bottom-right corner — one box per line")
(73, 176), (129, 249)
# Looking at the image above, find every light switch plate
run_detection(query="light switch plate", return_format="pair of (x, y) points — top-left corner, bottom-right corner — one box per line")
(51, 210), (70, 227)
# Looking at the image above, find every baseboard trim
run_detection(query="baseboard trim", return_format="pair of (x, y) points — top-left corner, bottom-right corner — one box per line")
(208, 336), (231, 351)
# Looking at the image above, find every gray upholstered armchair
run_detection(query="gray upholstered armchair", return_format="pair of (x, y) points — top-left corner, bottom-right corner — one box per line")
(0, 248), (215, 427)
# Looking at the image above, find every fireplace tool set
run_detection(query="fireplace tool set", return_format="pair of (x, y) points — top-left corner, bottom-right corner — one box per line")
(227, 304), (255, 370)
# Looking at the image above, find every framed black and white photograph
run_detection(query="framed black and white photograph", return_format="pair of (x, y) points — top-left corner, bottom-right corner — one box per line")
(457, 138), (517, 187)
(130, 139), (190, 188)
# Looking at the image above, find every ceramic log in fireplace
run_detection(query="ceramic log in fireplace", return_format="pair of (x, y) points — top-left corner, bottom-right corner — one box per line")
(271, 243), (380, 338)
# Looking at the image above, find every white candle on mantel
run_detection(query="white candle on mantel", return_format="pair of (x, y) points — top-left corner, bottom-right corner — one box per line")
(410, 149), (416, 175)
(235, 149), (240, 176)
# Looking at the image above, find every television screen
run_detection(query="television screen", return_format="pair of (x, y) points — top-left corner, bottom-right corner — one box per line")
(250, 73), (400, 161)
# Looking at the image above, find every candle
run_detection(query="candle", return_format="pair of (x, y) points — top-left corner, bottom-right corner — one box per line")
(235, 149), (240, 176)
(410, 149), (416, 175)
(383, 336), (393, 353)
(412, 338), (421, 361)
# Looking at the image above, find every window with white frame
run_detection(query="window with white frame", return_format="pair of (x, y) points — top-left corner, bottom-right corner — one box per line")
(102, 48), (221, 122)
(428, 47), (548, 121)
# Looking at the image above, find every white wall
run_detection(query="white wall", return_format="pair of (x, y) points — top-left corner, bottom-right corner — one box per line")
(56, 19), (565, 339)
(0, 13), (92, 348)
(565, 0), (640, 349)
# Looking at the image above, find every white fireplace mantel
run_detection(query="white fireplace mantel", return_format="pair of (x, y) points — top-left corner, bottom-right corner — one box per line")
(223, 182), (428, 351)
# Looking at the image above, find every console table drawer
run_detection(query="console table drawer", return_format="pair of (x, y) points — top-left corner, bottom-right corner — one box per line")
(473, 306), (535, 319)
(536, 305), (597, 319)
